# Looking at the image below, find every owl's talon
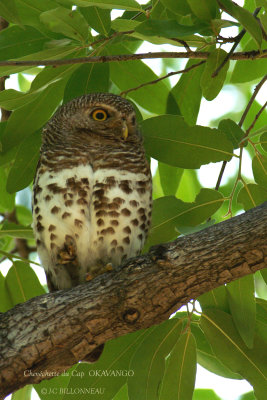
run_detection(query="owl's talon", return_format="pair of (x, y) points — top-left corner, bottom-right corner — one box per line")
(105, 262), (113, 272)
(85, 273), (93, 281)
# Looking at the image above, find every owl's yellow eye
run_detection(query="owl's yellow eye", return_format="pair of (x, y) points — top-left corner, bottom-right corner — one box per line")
(91, 109), (108, 121)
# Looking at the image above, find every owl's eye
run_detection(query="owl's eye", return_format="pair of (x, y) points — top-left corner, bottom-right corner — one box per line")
(91, 109), (108, 121)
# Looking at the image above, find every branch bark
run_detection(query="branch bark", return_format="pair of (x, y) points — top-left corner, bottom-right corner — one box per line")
(0, 202), (267, 398)
(0, 49), (266, 69)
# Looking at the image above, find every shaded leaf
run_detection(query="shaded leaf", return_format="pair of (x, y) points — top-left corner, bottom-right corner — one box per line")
(0, 0), (21, 25)
(231, 39), (267, 83)
(0, 25), (48, 61)
(135, 19), (209, 38)
(191, 322), (241, 380)
(198, 285), (230, 313)
(227, 275), (256, 349)
(252, 155), (267, 187)
(0, 168), (15, 212)
(0, 222), (33, 239)
(13, 0), (58, 30)
(141, 115), (234, 168)
(6, 131), (41, 193)
(80, 6), (111, 35)
(147, 189), (224, 247)
(160, 0), (192, 16)
(259, 131), (267, 152)
(219, 0), (262, 47)
(64, 62), (109, 103)
(237, 183), (267, 210)
(40, 7), (89, 42)
(193, 388), (222, 400)
(60, 0), (142, 11)
(5, 261), (45, 306)
(159, 331), (196, 400)
(187, 0), (219, 21)
(1, 79), (67, 151)
(201, 48), (229, 101)
(109, 44), (169, 114)
(158, 162), (183, 196)
(0, 272), (13, 312)
(128, 319), (183, 400)
(171, 59), (205, 126)
(218, 119), (245, 149)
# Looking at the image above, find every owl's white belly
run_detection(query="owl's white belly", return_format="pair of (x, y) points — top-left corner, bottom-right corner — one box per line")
(33, 165), (151, 289)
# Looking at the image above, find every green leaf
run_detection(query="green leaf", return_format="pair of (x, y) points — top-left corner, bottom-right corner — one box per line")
(0, 272), (13, 312)
(201, 48), (229, 101)
(255, 299), (267, 346)
(0, 25), (48, 61)
(34, 366), (76, 400)
(11, 385), (32, 400)
(191, 322), (241, 380)
(141, 115), (234, 168)
(65, 328), (152, 400)
(128, 319), (183, 400)
(193, 388), (222, 400)
(40, 7), (89, 42)
(252, 155), (267, 187)
(159, 331), (196, 400)
(237, 183), (267, 210)
(1, 79), (67, 151)
(171, 59), (205, 126)
(160, 0), (192, 16)
(238, 392), (256, 400)
(260, 131), (267, 152)
(80, 6), (111, 35)
(158, 162), (183, 196)
(6, 131), (41, 193)
(227, 275), (256, 348)
(64, 62), (109, 103)
(218, 119), (245, 149)
(109, 44), (169, 114)
(13, 0), (58, 30)
(135, 19), (209, 38)
(219, 0), (262, 48)
(147, 189), (224, 247)
(0, 222), (33, 239)
(201, 309), (267, 400)
(0, 0), (21, 25)
(0, 168), (15, 212)
(231, 39), (267, 83)
(60, 0), (142, 11)
(5, 261), (45, 306)
(198, 285), (230, 313)
(260, 12), (267, 35)
(16, 205), (33, 226)
(187, 0), (219, 21)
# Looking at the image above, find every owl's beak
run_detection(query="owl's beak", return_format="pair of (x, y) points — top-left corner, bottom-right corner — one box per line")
(122, 122), (128, 140)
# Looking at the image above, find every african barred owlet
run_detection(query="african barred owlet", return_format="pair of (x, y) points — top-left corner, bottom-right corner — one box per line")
(32, 93), (152, 293)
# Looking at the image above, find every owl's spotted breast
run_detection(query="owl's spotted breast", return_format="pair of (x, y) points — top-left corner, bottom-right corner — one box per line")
(33, 165), (152, 290)
(32, 93), (152, 293)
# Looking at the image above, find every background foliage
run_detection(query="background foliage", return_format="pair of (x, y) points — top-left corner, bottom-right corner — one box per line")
(0, 0), (267, 399)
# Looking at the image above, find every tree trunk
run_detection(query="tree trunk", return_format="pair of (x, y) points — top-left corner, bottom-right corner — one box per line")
(0, 202), (266, 398)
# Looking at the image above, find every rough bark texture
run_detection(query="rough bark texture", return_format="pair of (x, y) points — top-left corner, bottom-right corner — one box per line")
(0, 202), (266, 398)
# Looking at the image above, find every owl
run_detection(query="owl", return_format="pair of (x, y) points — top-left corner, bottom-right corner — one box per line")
(32, 93), (152, 294)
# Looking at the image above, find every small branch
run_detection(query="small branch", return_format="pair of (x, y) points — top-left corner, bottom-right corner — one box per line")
(239, 74), (267, 127)
(212, 7), (262, 77)
(246, 100), (267, 136)
(89, 30), (135, 48)
(214, 74), (267, 191)
(120, 60), (205, 96)
(0, 50), (266, 69)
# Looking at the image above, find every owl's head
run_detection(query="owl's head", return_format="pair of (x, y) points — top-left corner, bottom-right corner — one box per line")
(44, 93), (140, 146)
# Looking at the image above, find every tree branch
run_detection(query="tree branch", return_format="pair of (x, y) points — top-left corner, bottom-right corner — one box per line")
(0, 202), (266, 398)
(0, 49), (266, 69)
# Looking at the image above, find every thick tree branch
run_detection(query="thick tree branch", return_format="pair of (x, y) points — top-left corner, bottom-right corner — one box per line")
(0, 202), (266, 398)
(0, 49), (266, 69)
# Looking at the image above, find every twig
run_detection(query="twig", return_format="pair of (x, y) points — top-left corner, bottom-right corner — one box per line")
(212, 7), (262, 78)
(214, 74), (267, 191)
(120, 60), (205, 96)
(89, 30), (135, 47)
(0, 50), (266, 69)
(246, 100), (267, 136)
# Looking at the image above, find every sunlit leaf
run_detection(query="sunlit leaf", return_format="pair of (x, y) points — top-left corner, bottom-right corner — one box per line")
(0, 222), (33, 239)
(201, 48), (229, 101)
(159, 331), (196, 400)
(218, 119), (245, 149)
(59, 0), (142, 11)
(252, 155), (267, 187)
(141, 115), (234, 168)
(237, 183), (267, 210)
(198, 285), (230, 313)
(80, 6), (111, 35)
